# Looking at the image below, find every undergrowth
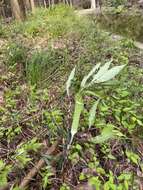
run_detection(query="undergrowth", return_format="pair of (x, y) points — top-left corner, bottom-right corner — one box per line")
(5, 6), (131, 87)
(0, 4), (143, 190)
(11, 5), (91, 39)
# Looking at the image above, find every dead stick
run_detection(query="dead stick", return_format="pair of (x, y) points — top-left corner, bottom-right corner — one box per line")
(19, 142), (58, 189)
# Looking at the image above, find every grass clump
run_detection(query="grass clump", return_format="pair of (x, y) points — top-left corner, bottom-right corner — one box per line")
(0, 22), (8, 37)
(26, 48), (69, 85)
(6, 42), (28, 66)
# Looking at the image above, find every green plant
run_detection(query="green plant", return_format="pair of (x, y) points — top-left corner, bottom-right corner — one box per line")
(126, 151), (140, 165)
(110, 0), (127, 8)
(60, 183), (70, 190)
(88, 176), (101, 190)
(0, 23), (8, 37)
(26, 48), (68, 85)
(66, 60), (126, 146)
(7, 43), (27, 67)
(1, 4), (143, 189)
(0, 160), (11, 188)
(42, 166), (53, 188)
(13, 138), (42, 168)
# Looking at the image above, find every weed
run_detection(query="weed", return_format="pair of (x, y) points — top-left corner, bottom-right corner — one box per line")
(26, 47), (69, 85)
(0, 160), (11, 188)
(66, 60), (126, 146)
(6, 42), (28, 69)
(0, 22), (8, 37)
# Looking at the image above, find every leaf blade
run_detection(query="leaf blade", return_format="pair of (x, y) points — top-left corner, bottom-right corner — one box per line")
(81, 63), (101, 88)
(91, 125), (114, 144)
(96, 64), (126, 83)
(69, 93), (84, 145)
(66, 67), (76, 96)
(89, 99), (100, 129)
(92, 60), (112, 82)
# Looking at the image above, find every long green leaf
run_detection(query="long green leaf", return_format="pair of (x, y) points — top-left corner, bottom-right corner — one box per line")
(91, 60), (112, 83)
(66, 67), (76, 96)
(89, 99), (100, 129)
(69, 93), (84, 146)
(80, 63), (101, 88)
(96, 64), (126, 83)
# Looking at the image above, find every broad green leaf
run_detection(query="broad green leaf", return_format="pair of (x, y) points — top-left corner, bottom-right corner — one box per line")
(91, 125), (114, 144)
(126, 151), (140, 165)
(91, 125), (124, 144)
(81, 63), (101, 88)
(88, 177), (101, 190)
(66, 67), (76, 96)
(95, 65), (126, 83)
(89, 99), (100, 128)
(91, 60), (112, 83)
(69, 93), (84, 146)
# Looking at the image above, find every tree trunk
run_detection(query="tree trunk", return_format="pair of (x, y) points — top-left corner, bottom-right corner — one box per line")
(25, 0), (31, 11)
(10, 0), (26, 20)
(69, 0), (73, 6)
(3, 0), (12, 17)
(91, 0), (96, 8)
(30, 0), (35, 13)
(43, 0), (47, 8)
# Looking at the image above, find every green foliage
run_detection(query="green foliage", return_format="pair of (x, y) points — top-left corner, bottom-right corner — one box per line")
(91, 124), (115, 144)
(60, 183), (70, 190)
(105, 0), (127, 8)
(5, 5), (132, 87)
(43, 109), (63, 135)
(88, 99), (100, 128)
(96, 11), (143, 42)
(0, 160), (11, 187)
(1, 4), (143, 189)
(6, 43), (69, 85)
(126, 151), (140, 165)
(13, 138), (42, 168)
(0, 22), (8, 37)
(42, 166), (53, 188)
(66, 67), (76, 97)
(80, 63), (101, 88)
(69, 93), (84, 146)
(6, 42), (27, 66)
(67, 60), (125, 146)
(13, 5), (90, 38)
(88, 176), (101, 190)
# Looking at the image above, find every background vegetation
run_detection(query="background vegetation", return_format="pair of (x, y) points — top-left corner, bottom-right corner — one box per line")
(0, 3), (143, 190)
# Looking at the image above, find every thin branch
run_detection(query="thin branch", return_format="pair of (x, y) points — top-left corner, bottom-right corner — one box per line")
(19, 141), (58, 189)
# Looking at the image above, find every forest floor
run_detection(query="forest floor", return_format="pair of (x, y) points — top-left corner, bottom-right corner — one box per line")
(0, 5), (143, 190)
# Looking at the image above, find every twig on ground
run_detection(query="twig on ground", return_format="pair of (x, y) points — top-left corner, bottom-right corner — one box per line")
(19, 141), (58, 189)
